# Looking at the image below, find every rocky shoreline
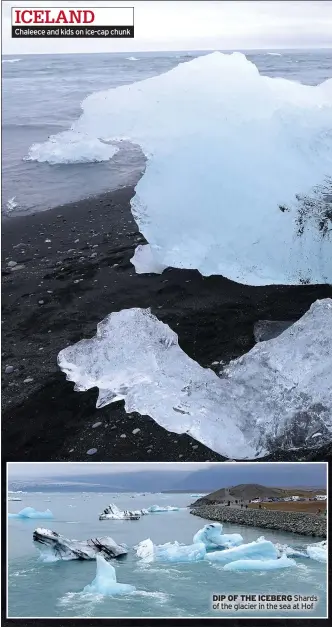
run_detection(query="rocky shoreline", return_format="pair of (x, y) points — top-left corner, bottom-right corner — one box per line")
(190, 505), (326, 538)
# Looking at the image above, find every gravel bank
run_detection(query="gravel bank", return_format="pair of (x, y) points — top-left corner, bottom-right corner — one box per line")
(190, 505), (326, 537)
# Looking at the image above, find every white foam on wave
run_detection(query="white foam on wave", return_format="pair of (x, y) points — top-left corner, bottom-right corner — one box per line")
(6, 197), (18, 213)
(58, 299), (332, 459)
(2, 58), (21, 63)
(126, 56), (139, 61)
(30, 51), (332, 284)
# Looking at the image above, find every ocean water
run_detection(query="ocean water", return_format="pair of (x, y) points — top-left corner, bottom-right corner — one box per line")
(7, 492), (327, 618)
(2, 49), (332, 217)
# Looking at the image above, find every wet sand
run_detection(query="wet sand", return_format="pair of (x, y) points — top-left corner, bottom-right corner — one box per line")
(2, 187), (332, 463)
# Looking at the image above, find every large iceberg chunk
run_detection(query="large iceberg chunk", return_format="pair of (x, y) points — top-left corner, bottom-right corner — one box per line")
(29, 52), (332, 284)
(205, 539), (278, 563)
(224, 554), (296, 571)
(136, 539), (206, 563)
(8, 507), (53, 519)
(58, 299), (332, 459)
(83, 555), (135, 595)
(33, 528), (128, 561)
(193, 523), (243, 549)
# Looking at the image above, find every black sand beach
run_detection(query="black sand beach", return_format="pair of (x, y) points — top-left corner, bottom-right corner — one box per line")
(2, 187), (332, 463)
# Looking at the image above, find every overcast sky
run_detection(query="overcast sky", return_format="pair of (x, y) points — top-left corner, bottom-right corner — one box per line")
(2, 1), (332, 55)
(7, 462), (327, 485)
(8, 462), (214, 479)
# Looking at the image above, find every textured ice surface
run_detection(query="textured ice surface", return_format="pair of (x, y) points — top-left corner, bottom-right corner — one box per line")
(224, 554), (296, 571)
(31, 52), (332, 284)
(83, 555), (135, 596)
(8, 507), (53, 519)
(130, 244), (168, 274)
(58, 299), (332, 459)
(306, 541), (327, 562)
(136, 539), (155, 562)
(136, 539), (206, 563)
(193, 523), (243, 550)
(205, 539), (278, 563)
(147, 505), (179, 512)
(25, 134), (118, 164)
(275, 543), (309, 558)
(99, 503), (141, 520)
(33, 528), (128, 560)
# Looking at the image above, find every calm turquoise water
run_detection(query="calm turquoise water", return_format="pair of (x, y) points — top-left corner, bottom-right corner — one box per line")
(7, 492), (327, 618)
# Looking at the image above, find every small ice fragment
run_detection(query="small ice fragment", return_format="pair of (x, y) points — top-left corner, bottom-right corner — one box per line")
(130, 244), (167, 275)
(224, 554), (296, 571)
(8, 507), (53, 519)
(83, 555), (135, 595)
(132, 428), (140, 435)
(92, 422), (102, 429)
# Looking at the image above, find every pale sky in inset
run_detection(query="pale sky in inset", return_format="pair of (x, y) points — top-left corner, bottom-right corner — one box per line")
(2, 1), (332, 55)
(8, 462), (216, 479)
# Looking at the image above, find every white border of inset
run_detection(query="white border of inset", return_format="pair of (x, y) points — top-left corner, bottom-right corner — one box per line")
(6, 461), (329, 620)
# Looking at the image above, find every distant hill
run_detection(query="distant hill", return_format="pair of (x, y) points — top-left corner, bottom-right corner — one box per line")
(172, 464), (327, 492)
(8, 464), (327, 494)
(191, 483), (327, 506)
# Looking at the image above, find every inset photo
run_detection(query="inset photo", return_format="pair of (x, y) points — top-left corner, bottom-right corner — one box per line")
(7, 461), (328, 619)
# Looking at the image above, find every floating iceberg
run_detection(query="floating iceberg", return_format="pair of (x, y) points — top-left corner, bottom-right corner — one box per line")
(275, 543), (309, 558)
(224, 554), (296, 571)
(306, 541), (327, 562)
(33, 528), (128, 561)
(147, 505), (179, 513)
(30, 52), (332, 284)
(136, 538), (206, 563)
(99, 504), (141, 520)
(193, 523), (243, 550)
(205, 539), (278, 564)
(136, 539), (155, 562)
(8, 507), (53, 519)
(83, 555), (135, 595)
(58, 299), (332, 459)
